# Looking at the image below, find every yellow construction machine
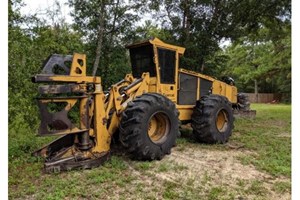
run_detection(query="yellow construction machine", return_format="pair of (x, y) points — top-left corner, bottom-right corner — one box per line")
(32, 38), (248, 172)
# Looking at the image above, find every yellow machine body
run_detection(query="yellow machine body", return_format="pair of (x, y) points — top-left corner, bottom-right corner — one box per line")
(32, 38), (238, 172)
(125, 38), (237, 121)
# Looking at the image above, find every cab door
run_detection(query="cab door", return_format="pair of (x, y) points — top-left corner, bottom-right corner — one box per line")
(155, 47), (178, 103)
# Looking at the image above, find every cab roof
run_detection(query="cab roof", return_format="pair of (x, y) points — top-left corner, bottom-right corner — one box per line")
(126, 37), (185, 55)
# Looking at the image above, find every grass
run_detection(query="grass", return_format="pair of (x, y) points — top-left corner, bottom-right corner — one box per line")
(232, 104), (291, 177)
(272, 181), (291, 193)
(8, 103), (291, 199)
(245, 180), (267, 196)
(207, 187), (227, 200)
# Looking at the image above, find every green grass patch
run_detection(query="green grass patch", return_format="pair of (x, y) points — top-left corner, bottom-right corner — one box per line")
(232, 103), (291, 177)
(162, 181), (181, 199)
(134, 161), (154, 171)
(157, 162), (173, 172)
(207, 186), (228, 200)
(272, 181), (291, 193)
(8, 103), (291, 199)
(245, 180), (267, 196)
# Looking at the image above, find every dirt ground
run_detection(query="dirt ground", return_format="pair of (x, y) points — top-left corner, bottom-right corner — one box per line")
(119, 142), (291, 200)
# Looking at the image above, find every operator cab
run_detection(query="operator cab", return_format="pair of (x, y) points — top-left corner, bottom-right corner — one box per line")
(126, 38), (185, 102)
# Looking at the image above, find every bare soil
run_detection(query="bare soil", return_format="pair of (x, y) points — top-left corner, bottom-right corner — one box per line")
(124, 145), (291, 200)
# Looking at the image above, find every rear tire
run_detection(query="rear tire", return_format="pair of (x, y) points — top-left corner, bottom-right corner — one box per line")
(237, 93), (250, 111)
(191, 95), (234, 144)
(119, 93), (179, 160)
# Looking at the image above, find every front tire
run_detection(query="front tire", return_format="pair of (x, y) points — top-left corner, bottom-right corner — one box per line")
(191, 95), (234, 144)
(119, 93), (179, 160)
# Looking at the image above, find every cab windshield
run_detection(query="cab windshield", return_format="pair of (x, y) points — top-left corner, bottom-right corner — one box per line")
(129, 45), (156, 78)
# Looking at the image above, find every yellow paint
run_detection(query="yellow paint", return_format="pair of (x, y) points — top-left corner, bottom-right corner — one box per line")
(216, 110), (227, 132)
(149, 38), (185, 55)
(70, 53), (86, 76)
(212, 80), (237, 103)
(132, 73), (150, 98)
(176, 105), (194, 121)
(125, 81), (142, 96)
(179, 68), (215, 82)
(148, 116), (159, 141)
(50, 75), (101, 83)
(147, 112), (169, 143)
(151, 40), (181, 103)
(175, 67), (237, 121)
(93, 92), (111, 153)
(107, 112), (120, 136)
(126, 37), (185, 55)
(178, 68), (237, 104)
(148, 77), (157, 93)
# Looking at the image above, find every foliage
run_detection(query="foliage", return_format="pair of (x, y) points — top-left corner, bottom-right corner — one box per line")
(8, 0), (291, 158)
(142, 0), (290, 76)
(8, 0), (84, 141)
(68, 0), (140, 88)
(135, 20), (173, 41)
(136, 0), (291, 99)
(222, 25), (291, 97)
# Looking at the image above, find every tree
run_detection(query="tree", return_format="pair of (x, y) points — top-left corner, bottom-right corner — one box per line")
(134, 20), (173, 41)
(8, 0), (85, 127)
(223, 25), (291, 101)
(68, 0), (141, 88)
(144, 0), (291, 77)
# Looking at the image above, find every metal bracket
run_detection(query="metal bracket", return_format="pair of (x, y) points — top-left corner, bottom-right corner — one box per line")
(37, 97), (85, 136)
(41, 54), (73, 75)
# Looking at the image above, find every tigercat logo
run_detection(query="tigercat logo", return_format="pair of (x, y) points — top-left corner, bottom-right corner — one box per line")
(164, 94), (175, 97)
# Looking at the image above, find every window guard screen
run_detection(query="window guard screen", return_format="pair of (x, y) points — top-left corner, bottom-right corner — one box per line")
(129, 45), (156, 78)
(158, 48), (176, 84)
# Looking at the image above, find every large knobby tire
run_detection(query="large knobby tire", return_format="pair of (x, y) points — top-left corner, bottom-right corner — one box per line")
(191, 95), (234, 144)
(119, 93), (179, 160)
(237, 93), (250, 111)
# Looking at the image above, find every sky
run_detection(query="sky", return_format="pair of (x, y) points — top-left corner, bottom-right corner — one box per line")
(21, 0), (73, 24)
(20, 0), (152, 25)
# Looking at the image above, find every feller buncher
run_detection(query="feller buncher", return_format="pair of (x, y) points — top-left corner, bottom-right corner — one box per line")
(32, 38), (250, 172)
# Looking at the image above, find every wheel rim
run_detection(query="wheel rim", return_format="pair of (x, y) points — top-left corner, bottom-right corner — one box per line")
(148, 112), (170, 143)
(216, 109), (229, 132)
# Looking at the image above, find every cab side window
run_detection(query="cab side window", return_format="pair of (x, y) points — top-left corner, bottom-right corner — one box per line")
(158, 48), (176, 84)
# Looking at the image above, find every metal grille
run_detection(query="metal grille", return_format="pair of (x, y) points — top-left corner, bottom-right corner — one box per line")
(178, 73), (197, 105)
(158, 48), (176, 84)
(200, 78), (213, 97)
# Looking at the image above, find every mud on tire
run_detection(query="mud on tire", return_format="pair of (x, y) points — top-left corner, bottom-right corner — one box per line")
(191, 95), (234, 144)
(119, 93), (179, 160)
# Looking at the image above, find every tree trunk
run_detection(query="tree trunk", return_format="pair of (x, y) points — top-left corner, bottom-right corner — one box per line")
(254, 64), (259, 103)
(108, 0), (119, 45)
(254, 79), (258, 103)
(92, 1), (106, 76)
(182, 0), (191, 44)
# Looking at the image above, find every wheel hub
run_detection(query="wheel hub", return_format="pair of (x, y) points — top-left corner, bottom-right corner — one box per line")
(148, 112), (170, 143)
(216, 109), (229, 132)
